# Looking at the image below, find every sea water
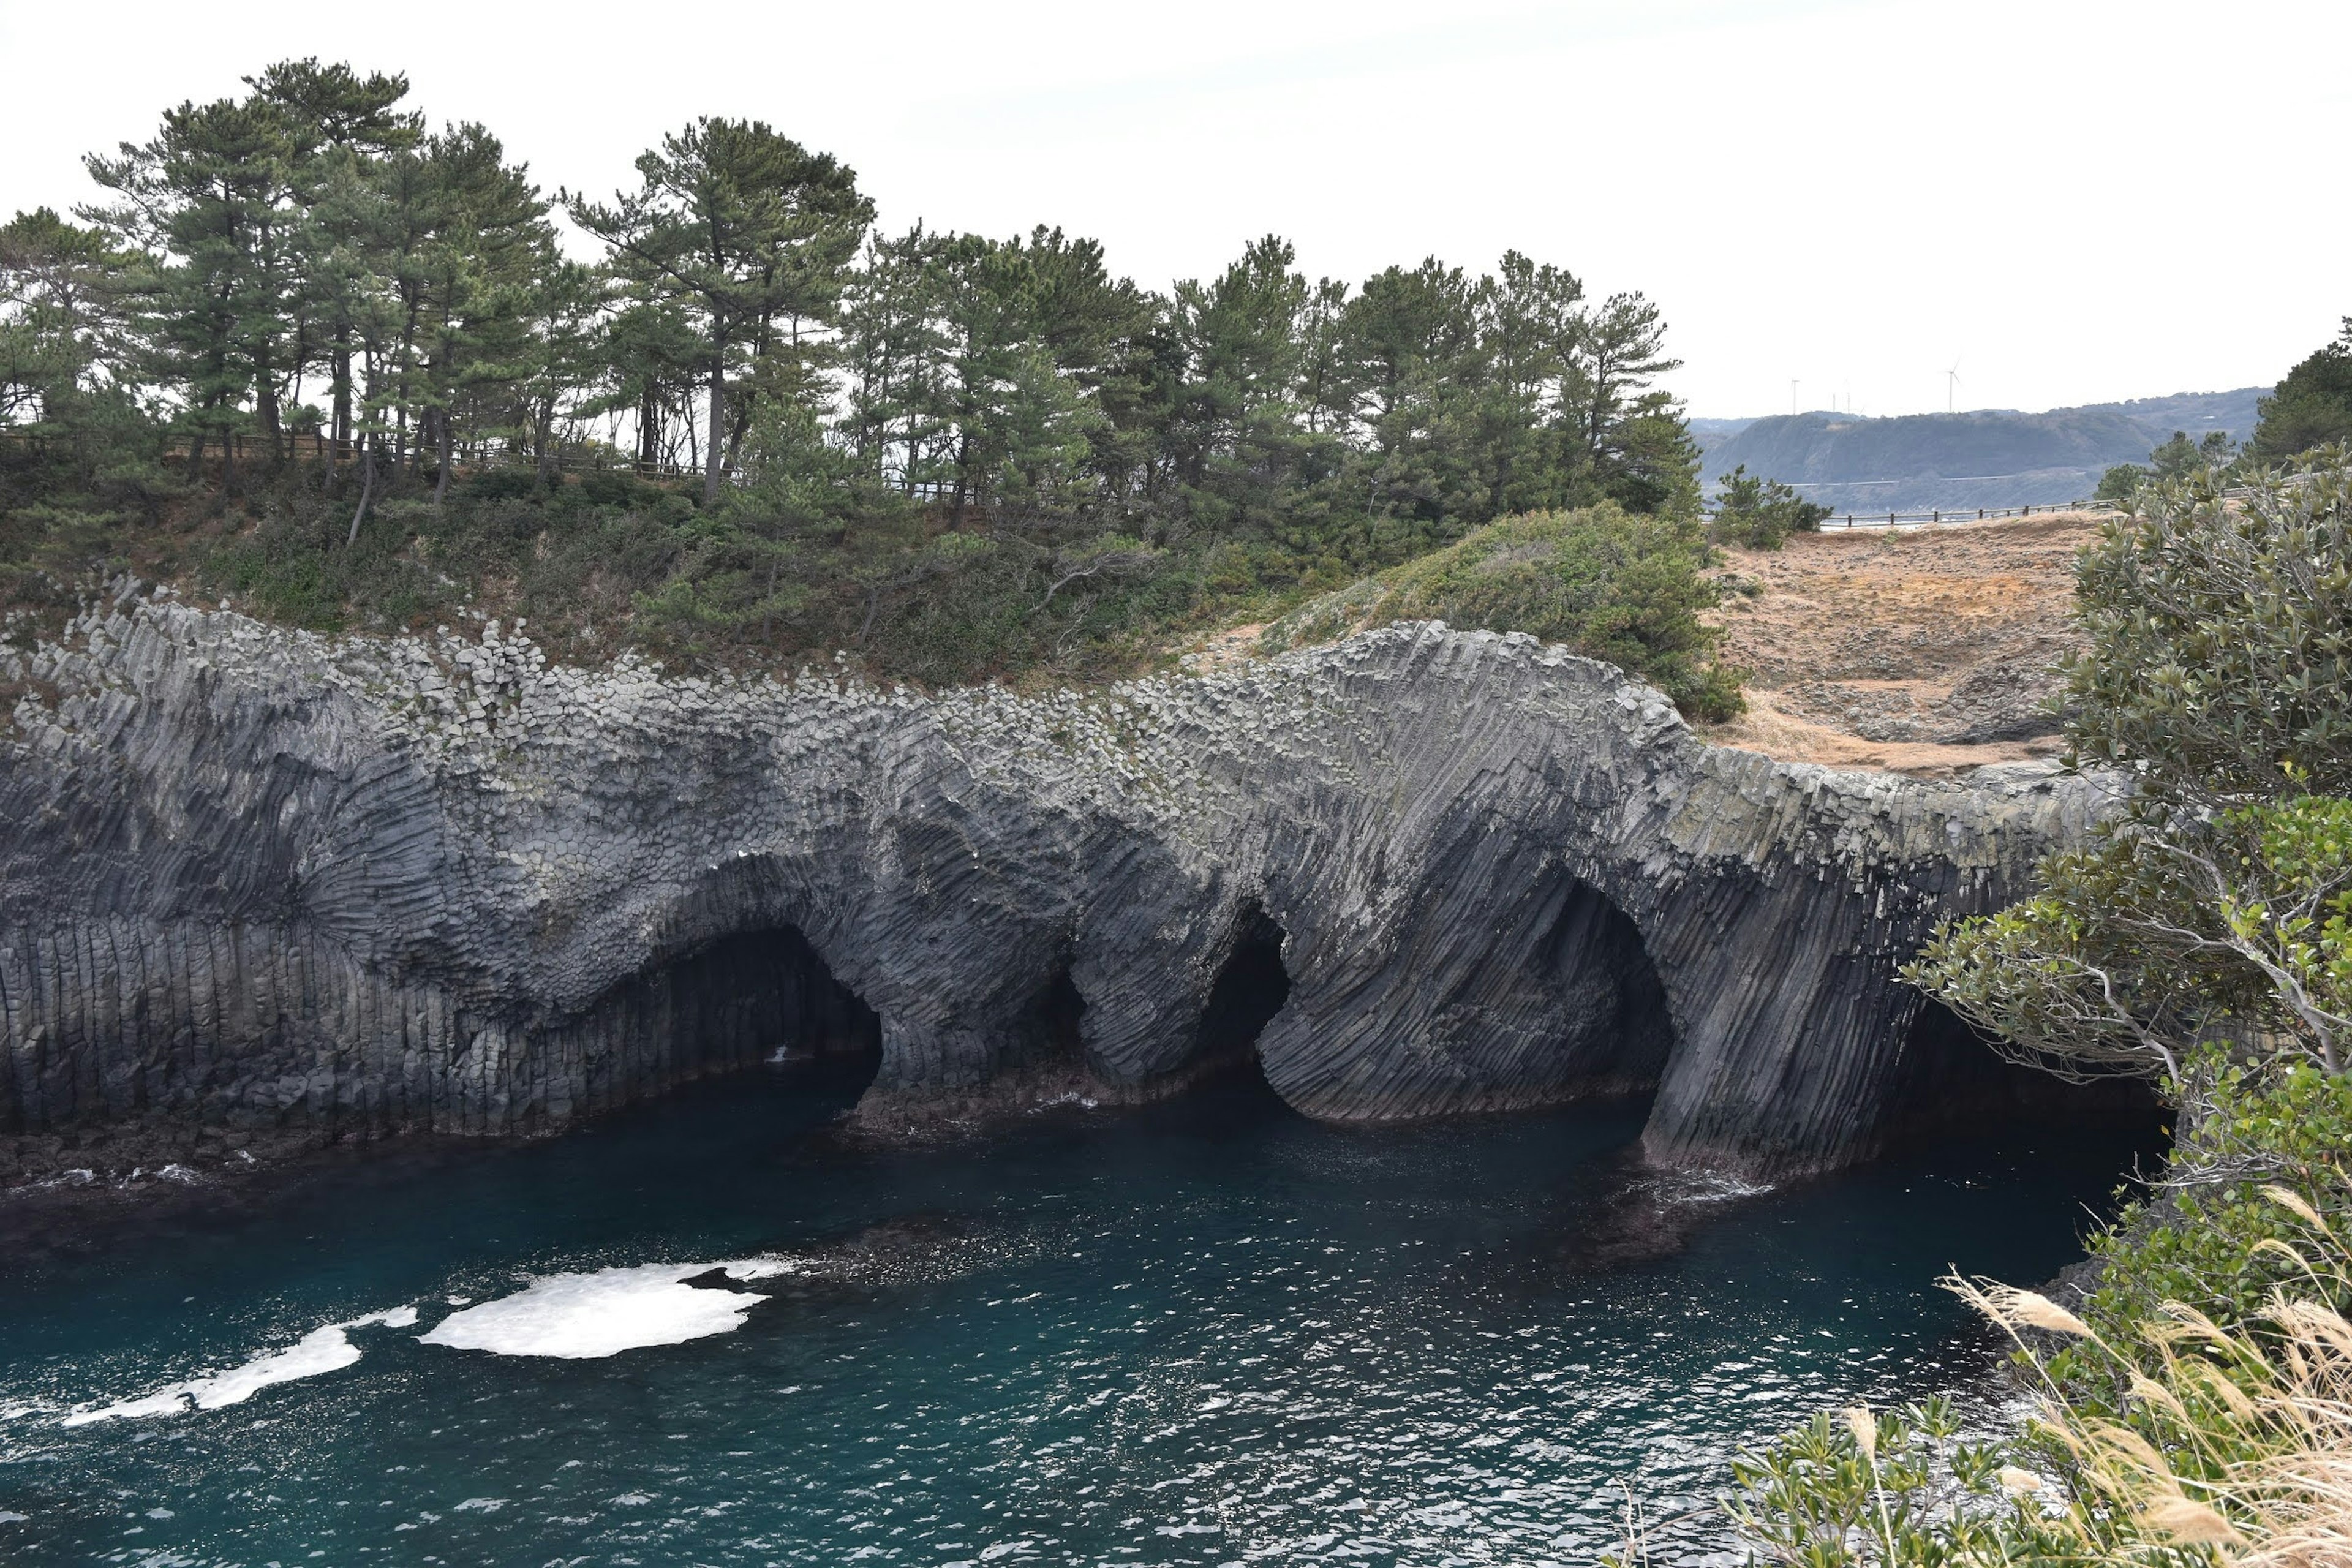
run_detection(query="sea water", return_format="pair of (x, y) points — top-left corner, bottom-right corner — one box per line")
(0, 1063), (2150, 1566)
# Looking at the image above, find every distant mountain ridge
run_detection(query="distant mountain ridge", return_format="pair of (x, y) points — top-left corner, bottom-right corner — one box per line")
(1692, 388), (2265, 513)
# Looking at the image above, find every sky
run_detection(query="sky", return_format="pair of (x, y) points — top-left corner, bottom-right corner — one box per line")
(2, 0), (2343, 418)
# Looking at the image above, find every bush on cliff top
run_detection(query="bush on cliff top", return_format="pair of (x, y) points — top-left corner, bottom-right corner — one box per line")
(1259, 502), (1744, 722)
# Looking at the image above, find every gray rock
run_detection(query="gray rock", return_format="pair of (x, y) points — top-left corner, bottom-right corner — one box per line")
(0, 600), (2104, 1183)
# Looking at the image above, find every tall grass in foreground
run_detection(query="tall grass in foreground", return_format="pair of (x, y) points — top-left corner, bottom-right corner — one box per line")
(1666, 1188), (2352, 1567)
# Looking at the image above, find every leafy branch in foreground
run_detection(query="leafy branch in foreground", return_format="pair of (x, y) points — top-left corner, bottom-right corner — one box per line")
(1909, 451), (2352, 1091)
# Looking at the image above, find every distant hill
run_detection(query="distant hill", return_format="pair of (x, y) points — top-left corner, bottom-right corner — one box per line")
(1692, 388), (2266, 513)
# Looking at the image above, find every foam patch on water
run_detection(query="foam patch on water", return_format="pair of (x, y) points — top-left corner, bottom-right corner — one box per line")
(60, 1306), (418, 1427)
(420, 1259), (796, 1359)
(1629, 1169), (1776, 1207)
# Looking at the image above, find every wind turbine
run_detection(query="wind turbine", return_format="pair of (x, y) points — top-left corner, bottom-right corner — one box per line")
(1945, 358), (1964, 414)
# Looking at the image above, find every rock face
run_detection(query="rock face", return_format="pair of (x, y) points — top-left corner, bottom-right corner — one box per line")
(0, 595), (2108, 1183)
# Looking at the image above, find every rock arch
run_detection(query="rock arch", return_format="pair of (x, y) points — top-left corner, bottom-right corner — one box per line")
(1257, 853), (1676, 1123)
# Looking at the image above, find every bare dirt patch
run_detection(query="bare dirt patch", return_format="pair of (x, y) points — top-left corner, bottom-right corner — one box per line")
(1180, 622), (1268, 673)
(1700, 512), (2103, 777)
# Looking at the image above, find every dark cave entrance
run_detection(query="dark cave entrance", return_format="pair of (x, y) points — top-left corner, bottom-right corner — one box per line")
(1534, 876), (1678, 1096)
(1015, 966), (1090, 1071)
(1886, 995), (2165, 1153)
(1191, 902), (1294, 1092)
(629, 925), (883, 1096)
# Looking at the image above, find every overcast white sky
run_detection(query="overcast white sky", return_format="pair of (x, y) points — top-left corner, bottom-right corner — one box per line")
(3, 0), (2343, 417)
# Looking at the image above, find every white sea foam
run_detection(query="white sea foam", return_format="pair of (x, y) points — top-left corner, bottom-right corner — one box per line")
(59, 1306), (417, 1427)
(1634, 1169), (1776, 1207)
(420, 1259), (794, 1359)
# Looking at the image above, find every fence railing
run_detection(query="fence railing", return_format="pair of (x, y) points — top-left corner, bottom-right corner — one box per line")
(1807, 499), (2121, 529)
(1697, 497), (2120, 529)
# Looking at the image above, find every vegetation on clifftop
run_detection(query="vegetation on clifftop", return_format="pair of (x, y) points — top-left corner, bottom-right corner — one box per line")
(1262, 503), (1743, 720)
(0, 60), (1716, 699)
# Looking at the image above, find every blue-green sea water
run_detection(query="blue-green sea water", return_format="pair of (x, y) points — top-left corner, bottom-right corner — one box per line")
(0, 1065), (2149, 1567)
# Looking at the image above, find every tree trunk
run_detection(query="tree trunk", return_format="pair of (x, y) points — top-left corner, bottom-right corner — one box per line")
(949, 431), (972, 531)
(331, 334), (352, 466)
(434, 409), (454, 507)
(346, 439), (378, 547)
(704, 360), (725, 505)
(257, 376), (283, 468)
(410, 407), (432, 483)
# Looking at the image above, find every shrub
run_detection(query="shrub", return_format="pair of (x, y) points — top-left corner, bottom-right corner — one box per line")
(1724, 452), (2352, 1568)
(1261, 503), (1745, 721)
(2251, 320), (2352, 462)
(2095, 462), (2147, 502)
(1910, 453), (2352, 1091)
(1709, 464), (1830, 549)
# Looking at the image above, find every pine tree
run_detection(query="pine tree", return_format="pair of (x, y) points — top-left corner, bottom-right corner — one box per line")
(84, 93), (308, 488)
(2250, 320), (2352, 462)
(569, 119), (871, 503)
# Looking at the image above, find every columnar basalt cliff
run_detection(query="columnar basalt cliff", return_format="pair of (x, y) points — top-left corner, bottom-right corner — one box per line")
(0, 593), (2106, 1183)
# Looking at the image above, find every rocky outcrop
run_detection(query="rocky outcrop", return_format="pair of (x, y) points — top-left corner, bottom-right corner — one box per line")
(0, 592), (2106, 1183)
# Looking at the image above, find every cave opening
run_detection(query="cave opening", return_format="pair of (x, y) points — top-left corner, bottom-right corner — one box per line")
(1191, 902), (1294, 1095)
(1016, 965), (1089, 1069)
(1887, 995), (2166, 1156)
(627, 925), (883, 1097)
(1533, 876), (1677, 1098)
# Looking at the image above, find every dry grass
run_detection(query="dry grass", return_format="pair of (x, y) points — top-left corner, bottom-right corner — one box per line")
(1701, 511), (2101, 777)
(1959, 1188), (2352, 1566)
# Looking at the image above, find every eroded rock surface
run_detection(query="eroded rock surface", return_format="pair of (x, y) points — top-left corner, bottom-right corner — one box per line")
(0, 594), (2103, 1182)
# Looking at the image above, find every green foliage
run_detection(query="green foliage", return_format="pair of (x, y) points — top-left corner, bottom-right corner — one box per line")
(2060, 1063), (2352, 1393)
(1709, 463), (1830, 549)
(1736, 435), (2352, 1568)
(1262, 504), (1743, 721)
(2250, 319), (2352, 462)
(2068, 456), (2352, 804)
(568, 116), (872, 502)
(3, 59), (1715, 688)
(2095, 431), (2236, 506)
(2149, 428), (2237, 483)
(1716, 1399), (2029, 1567)
(1725, 1178), (2352, 1567)
(1910, 453), (2352, 1088)
(2094, 461), (2146, 502)
(1912, 793), (2352, 1084)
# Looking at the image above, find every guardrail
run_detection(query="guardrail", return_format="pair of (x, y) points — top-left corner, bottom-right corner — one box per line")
(1808, 499), (2121, 529)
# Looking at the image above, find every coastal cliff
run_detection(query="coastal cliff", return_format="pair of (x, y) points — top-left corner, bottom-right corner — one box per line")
(0, 591), (2106, 1183)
